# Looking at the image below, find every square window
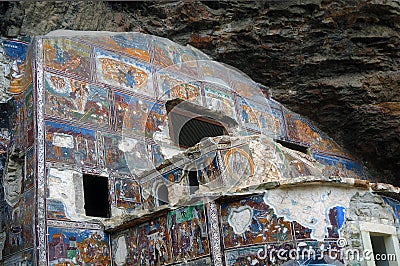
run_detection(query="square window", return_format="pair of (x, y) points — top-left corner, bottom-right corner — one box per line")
(83, 174), (110, 218)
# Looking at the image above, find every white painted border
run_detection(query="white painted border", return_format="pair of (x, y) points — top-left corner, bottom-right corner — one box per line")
(34, 36), (47, 266)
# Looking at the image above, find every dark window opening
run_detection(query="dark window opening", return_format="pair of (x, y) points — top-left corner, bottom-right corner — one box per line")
(276, 139), (308, 154)
(83, 174), (110, 218)
(170, 111), (227, 148)
(156, 183), (169, 206)
(188, 170), (199, 195)
(370, 234), (390, 266)
(166, 99), (237, 149)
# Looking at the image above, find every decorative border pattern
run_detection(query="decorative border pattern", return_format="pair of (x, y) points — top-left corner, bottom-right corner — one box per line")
(47, 220), (103, 230)
(207, 201), (223, 266)
(34, 37), (47, 265)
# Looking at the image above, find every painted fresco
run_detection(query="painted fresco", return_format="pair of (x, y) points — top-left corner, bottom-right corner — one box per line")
(115, 177), (142, 211)
(111, 228), (138, 265)
(152, 37), (200, 77)
(85, 33), (150, 62)
(195, 152), (222, 185)
(163, 168), (184, 183)
(220, 194), (293, 249)
(204, 86), (236, 118)
(383, 196), (400, 224)
(3, 40), (32, 94)
(238, 97), (281, 136)
(2, 40), (28, 62)
(9, 54), (32, 95)
(47, 227), (111, 265)
(2, 248), (34, 265)
(141, 180), (156, 210)
(225, 243), (295, 266)
(45, 121), (97, 167)
(3, 189), (35, 256)
(292, 221), (313, 240)
(276, 145), (327, 180)
(114, 92), (165, 138)
(268, 99), (285, 138)
(102, 133), (130, 173)
(134, 216), (172, 265)
(313, 153), (366, 179)
(24, 146), (35, 191)
(326, 206), (345, 239)
(285, 112), (351, 158)
(11, 92), (26, 149)
(222, 146), (254, 183)
(156, 69), (202, 104)
(199, 61), (230, 88)
(43, 38), (91, 79)
(24, 84), (35, 147)
(167, 203), (210, 263)
(136, 223), (150, 265)
(161, 168), (186, 206)
(95, 49), (154, 97)
(174, 257), (212, 265)
(230, 72), (261, 103)
(151, 143), (165, 167)
(44, 72), (110, 126)
(122, 137), (153, 171)
(47, 199), (70, 221)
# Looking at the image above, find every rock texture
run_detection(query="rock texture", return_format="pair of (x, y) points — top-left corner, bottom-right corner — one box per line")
(0, 0), (399, 185)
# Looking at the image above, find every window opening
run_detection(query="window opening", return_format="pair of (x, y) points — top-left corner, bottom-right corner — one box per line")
(370, 234), (390, 266)
(276, 139), (308, 154)
(83, 174), (110, 218)
(188, 170), (199, 195)
(173, 113), (226, 148)
(156, 183), (169, 206)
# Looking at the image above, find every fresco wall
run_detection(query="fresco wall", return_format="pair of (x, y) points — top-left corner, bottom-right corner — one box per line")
(111, 202), (211, 265)
(109, 187), (400, 266)
(36, 32), (373, 264)
(1, 32), (396, 265)
(0, 40), (36, 264)
(38, 30), (370, 218)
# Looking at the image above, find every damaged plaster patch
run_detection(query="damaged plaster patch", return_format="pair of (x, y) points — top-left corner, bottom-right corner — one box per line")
(47, 168), (84, 220)
(52, 133), (74, 148)
(114, 235), (128, 266)
(263, 186), (359, 240)
(3, 147), (24, 207)
(120, 137), (152, 172)
(118, 138), (137, 152)
(228, 206), (253, 235)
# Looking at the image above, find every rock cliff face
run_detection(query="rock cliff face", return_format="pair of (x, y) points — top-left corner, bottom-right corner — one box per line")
(0, 0), (399, 185)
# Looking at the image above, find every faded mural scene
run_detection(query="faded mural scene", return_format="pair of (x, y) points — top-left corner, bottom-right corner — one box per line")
(0, 29), (399, 266)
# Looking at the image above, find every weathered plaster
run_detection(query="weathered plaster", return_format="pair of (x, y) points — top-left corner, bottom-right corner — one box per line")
(47, 168), (84, 220)
(227, 206), (253, 235)
(3, 147), (24, 207)
(263, 185), (360, 240)
(114, 235), (128, 266)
